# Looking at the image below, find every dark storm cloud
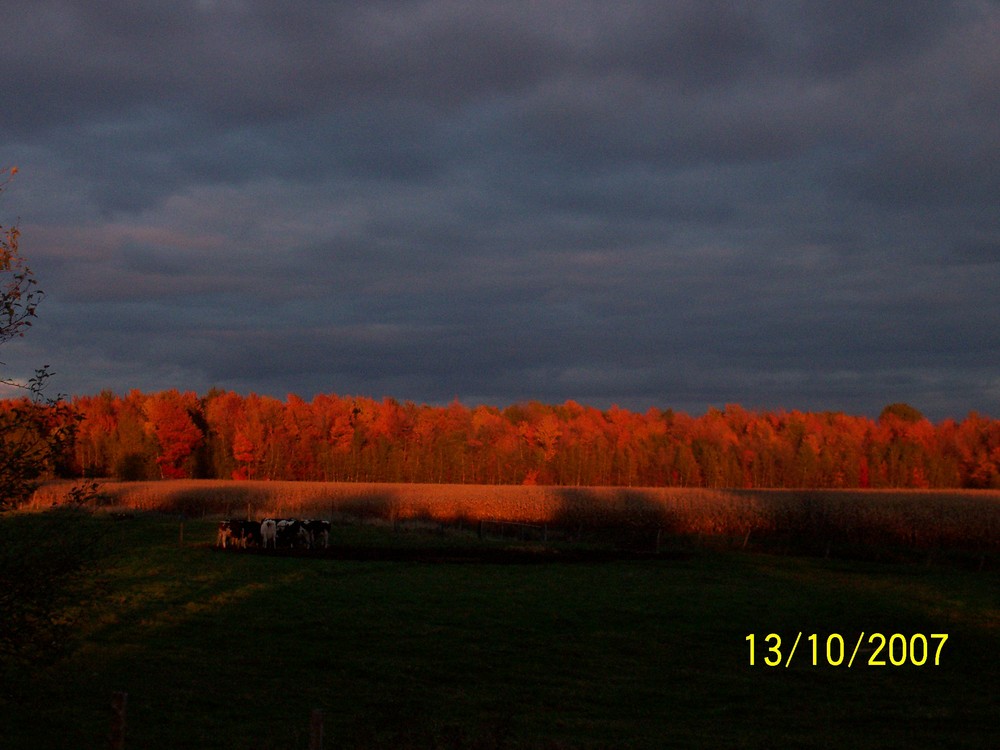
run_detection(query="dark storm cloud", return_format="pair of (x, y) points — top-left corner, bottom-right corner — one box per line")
(1, 0), (998, 419)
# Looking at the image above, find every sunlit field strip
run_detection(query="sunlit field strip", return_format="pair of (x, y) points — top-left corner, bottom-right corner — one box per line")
(31, 480), (1000, 555)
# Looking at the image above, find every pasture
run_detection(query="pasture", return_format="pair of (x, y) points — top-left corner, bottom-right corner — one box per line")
(3, 484), (999, 748)
(27, 480), (1000, 565)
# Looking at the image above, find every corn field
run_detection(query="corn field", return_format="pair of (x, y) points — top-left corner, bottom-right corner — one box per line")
(31, 480), (1000, 559)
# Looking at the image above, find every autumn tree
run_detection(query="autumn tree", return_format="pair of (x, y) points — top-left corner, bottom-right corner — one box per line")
(879, 402), (925, 424)
(946, 412), (1000, 489)
(318, 395), (365, 481)
(230, 393), (288, 480)
(875, 402), (935, 487)
(0, 169), (38, 345)
(0, 169), (111, 688)
(44, 383), (1000, 490)
(143, 390), (204, 479)
(202, 389), (244, 480)
(0, 167), (79, 509)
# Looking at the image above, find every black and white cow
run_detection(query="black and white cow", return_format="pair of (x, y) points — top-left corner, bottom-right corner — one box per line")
(260, 518), (277, 549)
(218, 517), (330, 551)
(275, 518), (309, 548)
(302, 519), (331, 549)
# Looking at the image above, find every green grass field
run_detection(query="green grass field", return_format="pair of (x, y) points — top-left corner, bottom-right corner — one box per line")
(2, 511), (998, 749)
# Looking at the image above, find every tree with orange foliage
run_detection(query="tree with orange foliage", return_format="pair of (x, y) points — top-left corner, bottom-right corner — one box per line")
(143, 391), (204, 479)
(947, 412), (1000, 489)
(874, 403), (936, 488)
(40, 383), (1000, 489)
(202, 389), (244, 480)
(72, 391), (120, 477)
(281, 393), (326, 480)
(229, 394), (287, 480)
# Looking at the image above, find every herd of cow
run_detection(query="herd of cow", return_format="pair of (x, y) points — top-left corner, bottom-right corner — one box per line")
(216, 518), (332, 550)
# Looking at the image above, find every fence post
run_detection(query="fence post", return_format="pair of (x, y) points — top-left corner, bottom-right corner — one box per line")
(309, 708), (324, 750)
(109, 691), (127, 750)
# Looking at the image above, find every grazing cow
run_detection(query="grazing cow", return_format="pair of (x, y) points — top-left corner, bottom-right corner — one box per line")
(216, 520), (234, 548)
(276, 518), (309, 548)
(260, 518), (277, 549)
(217, 519), (261, 549)
(302, 519), (331, 549)
(238, 519), (263, 548)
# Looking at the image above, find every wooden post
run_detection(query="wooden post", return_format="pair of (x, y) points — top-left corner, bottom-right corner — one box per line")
(309, 708), (324, 750)
(109, 691), (127, 750)
(178, 521), (184, 547)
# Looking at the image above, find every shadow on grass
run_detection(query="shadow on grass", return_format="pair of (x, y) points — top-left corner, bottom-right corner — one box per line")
(0, 508), (119, 701)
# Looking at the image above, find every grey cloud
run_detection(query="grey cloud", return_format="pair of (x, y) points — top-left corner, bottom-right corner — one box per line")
(2, 0), (998, 421)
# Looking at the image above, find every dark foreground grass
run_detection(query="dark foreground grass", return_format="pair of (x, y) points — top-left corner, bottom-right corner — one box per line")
(2, 513), (998, 749)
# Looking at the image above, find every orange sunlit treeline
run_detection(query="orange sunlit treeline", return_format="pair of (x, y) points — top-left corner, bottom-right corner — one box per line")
(25, 390), (1000, 489)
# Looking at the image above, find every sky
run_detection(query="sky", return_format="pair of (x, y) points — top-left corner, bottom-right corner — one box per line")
(1, 1), (998, 421)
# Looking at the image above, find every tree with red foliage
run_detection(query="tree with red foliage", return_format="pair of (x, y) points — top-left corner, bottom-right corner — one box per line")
(202, 389), (244, 480)
(949, 412), (1000, 488)
(875, 403), (936, 488)
(143, 391), (203, 479)
(229, 394), (288, 480)
(39, 384), (1000, 489)
(72, 391), (120, 477)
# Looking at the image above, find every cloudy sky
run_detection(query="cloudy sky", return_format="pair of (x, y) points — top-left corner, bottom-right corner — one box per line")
(2, 1), (998, 420)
